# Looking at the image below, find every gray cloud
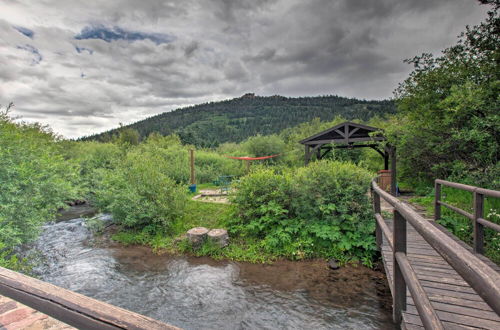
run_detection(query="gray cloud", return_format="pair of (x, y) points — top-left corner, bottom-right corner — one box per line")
(0, 0), (490, 138)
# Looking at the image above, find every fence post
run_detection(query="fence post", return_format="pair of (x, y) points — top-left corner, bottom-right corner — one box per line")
(373, 190), (382, 249)
(473, 192), (484, 254)
(393, 210), (407, 325)
(434, 181), (441, 221)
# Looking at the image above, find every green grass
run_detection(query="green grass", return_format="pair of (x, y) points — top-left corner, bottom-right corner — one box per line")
(111, 199), (281, 263)
(410, 185), (500, 264)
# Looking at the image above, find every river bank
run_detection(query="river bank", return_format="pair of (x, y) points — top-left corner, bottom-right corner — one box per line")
(21, 209), (395, 329)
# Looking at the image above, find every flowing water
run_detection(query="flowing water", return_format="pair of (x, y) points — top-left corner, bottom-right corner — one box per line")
(26, 211), (395, 329)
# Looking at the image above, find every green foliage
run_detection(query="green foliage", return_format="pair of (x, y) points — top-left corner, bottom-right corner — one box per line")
(242, 134), (285, 158)
(117, 127), (140, 146)
(411, 184), (500, 264)
(93, 147), (187, 231)
(228, 161), (376, 264)
(82, 95), (395, 147)
(0, 111), (80, 248)
(62, 141), (124, 194)
(391, 2), (499, 186)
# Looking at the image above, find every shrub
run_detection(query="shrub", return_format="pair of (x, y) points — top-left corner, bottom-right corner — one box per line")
(0, 113), (80, 248)
(242, 134), (285, 160)
(228, 161), (376, 264)
(93, 149), (186, 231)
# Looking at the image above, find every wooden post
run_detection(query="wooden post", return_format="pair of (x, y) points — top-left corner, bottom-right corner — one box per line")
(434, 182), (441, 221)
(390, 146), (397, 196)
(384, 152), (389, 170)
(246, 160), (251, 173)
(305, 145), (310, 165)
(473, 192), (484, 254)
(189, 149), (196, 185)
(393, 209), (407, 325)
(373, 190), (382, 249)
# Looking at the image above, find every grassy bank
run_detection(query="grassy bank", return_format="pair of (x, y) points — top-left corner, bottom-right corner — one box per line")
(410, 186), (500, 264)
(111, 199), (280, 263)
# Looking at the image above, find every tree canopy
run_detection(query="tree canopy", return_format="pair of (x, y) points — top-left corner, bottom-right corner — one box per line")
(391, 0), (499, 187)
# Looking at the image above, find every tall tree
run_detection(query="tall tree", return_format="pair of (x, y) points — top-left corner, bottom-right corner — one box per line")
(392, 0), (499, 186)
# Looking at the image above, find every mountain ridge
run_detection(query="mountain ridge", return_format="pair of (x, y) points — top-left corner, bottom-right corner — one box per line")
(82, 94), (396, 147)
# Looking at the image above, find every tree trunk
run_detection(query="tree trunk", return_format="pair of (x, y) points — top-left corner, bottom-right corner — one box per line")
(187, 227), (209, 247)
(207, 229), (229, 247)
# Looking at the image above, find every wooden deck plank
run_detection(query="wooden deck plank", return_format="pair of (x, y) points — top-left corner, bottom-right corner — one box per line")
(379, 199), (500, 330)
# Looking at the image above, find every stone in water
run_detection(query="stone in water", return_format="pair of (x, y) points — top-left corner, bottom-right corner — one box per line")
(328, 259), (340, 270)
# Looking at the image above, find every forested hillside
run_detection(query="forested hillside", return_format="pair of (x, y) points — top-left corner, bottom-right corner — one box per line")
(82, 94), (395, 147)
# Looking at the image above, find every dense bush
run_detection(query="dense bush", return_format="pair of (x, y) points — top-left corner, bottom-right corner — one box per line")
(61, 141), (124, 194)
(93, 148), (186, 231)
(0, 110), (80, 268)
(228, 161), (376, 264)
(134, 134), (244, 184)
(242, 134), (285, 159)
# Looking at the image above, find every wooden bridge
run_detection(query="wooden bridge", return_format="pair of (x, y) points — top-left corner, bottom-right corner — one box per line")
(372, 179), (500, 329)
(1, 178), (499, 329)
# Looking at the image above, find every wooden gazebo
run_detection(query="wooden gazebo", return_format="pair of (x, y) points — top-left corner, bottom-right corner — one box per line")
(299, 121), (397, 195)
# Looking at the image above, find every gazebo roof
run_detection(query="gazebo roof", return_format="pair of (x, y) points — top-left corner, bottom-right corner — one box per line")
(299, 121), (385, 146)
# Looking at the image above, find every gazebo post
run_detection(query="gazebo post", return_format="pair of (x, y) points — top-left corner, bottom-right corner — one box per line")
(316, 147), (322, 160)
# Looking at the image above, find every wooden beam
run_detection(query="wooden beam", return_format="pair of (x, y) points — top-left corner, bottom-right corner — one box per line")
(0, 266), (178, 330)
(304, 137), (386, 145)
(334, 129), (346, 138)
(393, 210), (407, 325)
(348, 127), (360, 137)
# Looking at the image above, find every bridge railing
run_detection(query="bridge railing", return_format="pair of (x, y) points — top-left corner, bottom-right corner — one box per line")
(434, 179), (500, 254)
(0, 266), (178, 330)
(372, 179), (500, 330)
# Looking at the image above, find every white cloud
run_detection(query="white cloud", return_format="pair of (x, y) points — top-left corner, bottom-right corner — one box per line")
(0, 0), (489, 138)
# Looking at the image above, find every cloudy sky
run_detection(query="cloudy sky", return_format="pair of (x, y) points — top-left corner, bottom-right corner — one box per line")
(0, 0), (489, 138)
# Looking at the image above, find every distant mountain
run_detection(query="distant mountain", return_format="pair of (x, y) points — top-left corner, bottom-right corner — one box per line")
(82, 94), (396, 147)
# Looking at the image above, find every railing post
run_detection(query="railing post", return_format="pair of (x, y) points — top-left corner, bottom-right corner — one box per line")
(373, 190), (382, 249)
(473, 192), (484, 254)
(434, 181), (441, 221)
(393, 210), (407, 325)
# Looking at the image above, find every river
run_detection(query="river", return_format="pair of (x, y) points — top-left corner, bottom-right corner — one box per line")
(25, 210), (395, 329)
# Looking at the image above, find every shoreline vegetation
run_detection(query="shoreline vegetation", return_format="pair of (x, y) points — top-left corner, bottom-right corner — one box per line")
(1, 1), (499, 270)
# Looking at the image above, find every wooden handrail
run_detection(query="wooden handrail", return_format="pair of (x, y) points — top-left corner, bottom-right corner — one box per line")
(0, 266), (179, 330)
(394, 252), (443, 330)
(435, 179), (500, 198)
(372, 179), (500, 326)
(434, 179), (499, 254)
(374, 213), (393, 249)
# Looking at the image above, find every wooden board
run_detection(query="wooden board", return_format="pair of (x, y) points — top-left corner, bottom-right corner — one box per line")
(0, 266), (179, 330)
(379, 206), (500, 329)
